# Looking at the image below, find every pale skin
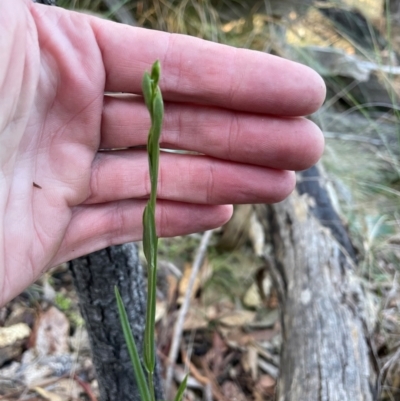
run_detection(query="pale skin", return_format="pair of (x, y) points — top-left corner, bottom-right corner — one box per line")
(0, 0), (326, 306)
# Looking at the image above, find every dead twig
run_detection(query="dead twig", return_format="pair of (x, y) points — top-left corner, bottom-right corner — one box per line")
(73, 373), (98, 401)
(181, 349), (229, 401)
(199, 355), (230, 401)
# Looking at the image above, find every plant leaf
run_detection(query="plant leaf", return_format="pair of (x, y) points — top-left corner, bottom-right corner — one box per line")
(142, 72), (153, 113)
(143, 204), (157, 267)
(141, 60), (164, 401)
(115, 286), (151, 401)
(152, 88), (164, 144)
(151, 60), (161, 88)
(173, 374), (188, 401)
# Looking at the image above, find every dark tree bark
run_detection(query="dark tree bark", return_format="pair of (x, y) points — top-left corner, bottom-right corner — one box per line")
(255, 166), (378, 401)
(69, 243), (164, 401)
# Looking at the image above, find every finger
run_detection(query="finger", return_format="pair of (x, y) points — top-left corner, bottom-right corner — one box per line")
(52, 201), (232, 266)
(101, 96), (324, 170)
(90, 19), (326, 116)
(85, 150), (295, 205)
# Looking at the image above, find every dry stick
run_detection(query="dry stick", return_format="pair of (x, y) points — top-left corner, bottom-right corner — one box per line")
(180, 348), (209, 386)
(181, 349), (228, 401)
(164, 229), (214, 395)
(73, 374), (98, 401)
(199, 357), (231, 401)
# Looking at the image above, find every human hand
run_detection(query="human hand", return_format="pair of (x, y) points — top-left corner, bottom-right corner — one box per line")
(0, 0), (325, 305)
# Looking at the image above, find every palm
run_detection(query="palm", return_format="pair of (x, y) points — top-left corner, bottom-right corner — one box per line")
(3, 2), (106, 301)
(1, 0), (325, 305)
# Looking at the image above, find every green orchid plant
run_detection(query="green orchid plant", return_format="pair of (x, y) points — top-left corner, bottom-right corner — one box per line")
(115, 61), (188, 401)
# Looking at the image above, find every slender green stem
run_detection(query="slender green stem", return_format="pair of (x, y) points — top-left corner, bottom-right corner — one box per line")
(148, 371), (155, 401)
(142, 60), (164, 401)
(116, 60), (187, 401)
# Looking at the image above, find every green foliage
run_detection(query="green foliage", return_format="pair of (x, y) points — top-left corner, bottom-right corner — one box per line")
(54, 292), (72, 311)
(115, 61), (163, 401)
(115, 61), (186, 401)
(141, 62), (163, 389)
(173, 374), (188, 401)
(115, 286), (151, 401)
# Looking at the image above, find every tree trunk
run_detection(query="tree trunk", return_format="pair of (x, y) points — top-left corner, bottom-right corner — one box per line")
(69, 243), (164, 401)
(256, 165), (377, 401)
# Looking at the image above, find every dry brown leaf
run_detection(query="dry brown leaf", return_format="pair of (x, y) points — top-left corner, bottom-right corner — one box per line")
(183, 307), (208, 331)
(221, 381), (247, 401)
(259, 271), (273, 302)
(199, 258), (213, 286)
(243, 283), (262, 309)
(166, 274), (179, 305)
(248, 211), (265, 257)
(0, 323), (31, 348)
(5, 304), (34, 327)
(31, 307), (69, 357)
(0, 323), (31, 365)
(69, 326), (90, 354)
(178, 263), (200, 305)
(242, 346), (258, 380)
(207, 331), (228, 376)
(253, 388), (264, 401)
(221, 327), (253, 347)
(155, 300), (167, 323)
(247, 328), (278, 343)
(218, 310), (255, 327)
(248, 310), (280, 329)
(33, 386), (64, 401)
(47, 378), (83, 400)
(206, 305), (218, 320)
(256, 374), (276, 396)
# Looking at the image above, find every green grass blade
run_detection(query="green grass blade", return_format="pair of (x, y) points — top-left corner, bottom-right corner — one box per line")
(115, 286), (151, 401)
(173, 374), (188, 401)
